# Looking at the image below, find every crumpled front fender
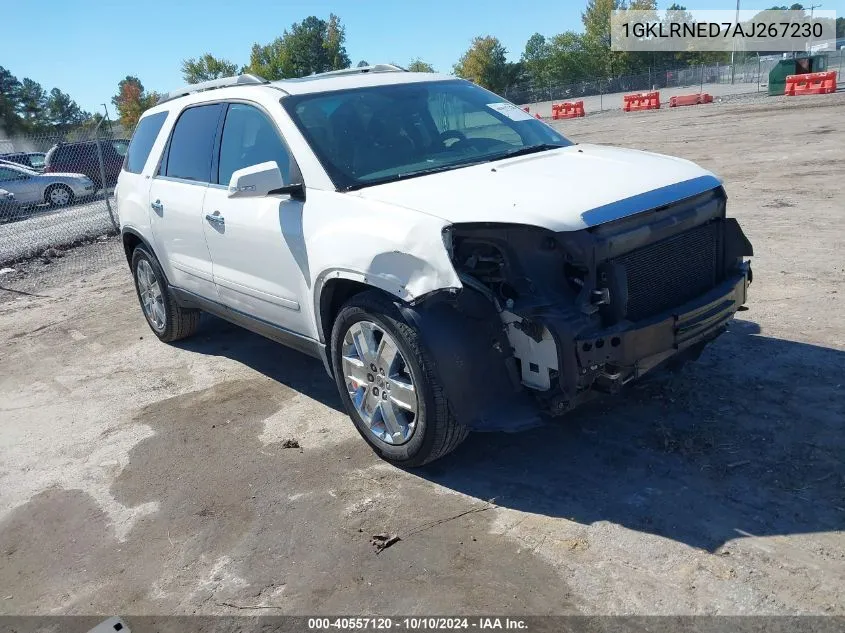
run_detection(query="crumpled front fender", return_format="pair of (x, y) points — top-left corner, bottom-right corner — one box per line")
(398, 288), (542, 432)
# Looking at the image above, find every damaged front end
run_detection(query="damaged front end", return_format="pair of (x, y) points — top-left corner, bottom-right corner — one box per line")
(401, 185), (753, 431)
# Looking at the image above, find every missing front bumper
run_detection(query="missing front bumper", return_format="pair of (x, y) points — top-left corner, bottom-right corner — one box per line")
(572, 262), (751, 392)
(404, 264), (750, 431)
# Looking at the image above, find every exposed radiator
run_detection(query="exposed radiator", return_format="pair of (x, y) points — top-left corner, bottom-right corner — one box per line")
(612, 220), (723, 321)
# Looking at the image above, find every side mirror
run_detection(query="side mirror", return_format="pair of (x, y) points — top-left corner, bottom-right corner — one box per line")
(227, 161), (284, 198)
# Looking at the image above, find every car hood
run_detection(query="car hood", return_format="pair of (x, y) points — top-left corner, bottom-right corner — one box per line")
(350, 144), (722, 232)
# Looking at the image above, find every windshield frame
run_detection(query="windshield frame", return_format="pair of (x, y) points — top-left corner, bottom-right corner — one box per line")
(280, 79), (572, 191)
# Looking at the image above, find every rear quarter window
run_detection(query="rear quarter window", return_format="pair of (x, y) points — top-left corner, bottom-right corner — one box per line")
(125, 112), (168, 174)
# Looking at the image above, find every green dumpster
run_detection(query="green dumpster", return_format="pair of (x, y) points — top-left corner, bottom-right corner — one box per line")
(768, 55), (828, 96)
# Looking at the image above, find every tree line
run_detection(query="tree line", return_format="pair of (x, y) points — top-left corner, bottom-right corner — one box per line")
(0, 67), (98, 138)
(4, 2), (843, 136)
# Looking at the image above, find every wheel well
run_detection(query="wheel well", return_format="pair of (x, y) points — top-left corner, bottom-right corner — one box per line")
(319, 279), (373, 342)
(122, 231), (143, 265)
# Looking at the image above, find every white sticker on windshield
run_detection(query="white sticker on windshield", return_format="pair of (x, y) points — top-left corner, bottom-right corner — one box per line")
(487, 102), (534, 121)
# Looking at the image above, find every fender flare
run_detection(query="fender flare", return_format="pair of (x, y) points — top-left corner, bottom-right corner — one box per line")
(120, 226), (156, 263)
(313, 266), (458, 344)
(120, 226), (172, 285)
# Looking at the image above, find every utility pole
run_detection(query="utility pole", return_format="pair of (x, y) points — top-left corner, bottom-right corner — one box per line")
(806, 4), (822, 54)
(730, 0), (741, 84)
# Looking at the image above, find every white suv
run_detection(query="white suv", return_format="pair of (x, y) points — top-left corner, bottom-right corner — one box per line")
(117, 65), (753, 466)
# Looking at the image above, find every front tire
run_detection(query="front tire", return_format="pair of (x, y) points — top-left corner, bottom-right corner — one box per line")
(45, 184), (74, 207)
(330, 290), (468, 467)
(131, 246), (201, 342)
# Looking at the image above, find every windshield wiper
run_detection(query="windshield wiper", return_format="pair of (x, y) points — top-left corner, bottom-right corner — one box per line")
(343, 160), (488, 192)
(487, 143), (567, 162)
(342, 145), (567, 192)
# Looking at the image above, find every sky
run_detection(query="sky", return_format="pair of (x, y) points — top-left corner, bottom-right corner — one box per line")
(2, 0), (842, 115)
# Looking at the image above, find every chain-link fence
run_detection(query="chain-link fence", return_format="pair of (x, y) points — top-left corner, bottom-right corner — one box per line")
(0, 120), (125, 268)
(504, 49), (845, 110)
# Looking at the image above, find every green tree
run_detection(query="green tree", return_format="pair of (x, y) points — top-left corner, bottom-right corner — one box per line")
(453, 36), (509, 92)
(17, 78), (48, 130)
(502, 61), (526, 93)
(581, 0), (663, 77)
(356, 60), (370, 67)
(46, 88), (88, 134)
(836, 16), (844, 38)
(522, 33), (551, 87)
(581, 0), (625, 76)
(324, 14), (349, 71)
(245, 14), (351, 79)
(407, 59), (435, 72)
(546, 31), (592, 84)
(582, 0), (619, 49)
(111, 76), (159, 131)
(181, 53), (239, 83)
(0, 66), (23, 135)
(661, 4), (729, 66)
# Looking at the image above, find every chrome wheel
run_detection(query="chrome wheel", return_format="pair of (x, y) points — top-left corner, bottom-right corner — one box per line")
(136, 259), (166, 331)
(48, 186), (71, 206)
(342, 320), (418, 445)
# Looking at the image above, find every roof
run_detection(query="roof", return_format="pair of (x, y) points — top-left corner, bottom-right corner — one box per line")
(155, 66), (460, 111)
(271, 70), (458, 96)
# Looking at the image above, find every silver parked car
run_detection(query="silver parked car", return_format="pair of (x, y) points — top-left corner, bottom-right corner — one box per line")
(0, 151), (47, 172)
(0, 161), (94, 207)
(0, 188), (20, 222)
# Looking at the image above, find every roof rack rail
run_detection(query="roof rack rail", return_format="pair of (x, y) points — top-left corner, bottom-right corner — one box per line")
(160, 74), (269, 104)
(306, 64), (407, 78)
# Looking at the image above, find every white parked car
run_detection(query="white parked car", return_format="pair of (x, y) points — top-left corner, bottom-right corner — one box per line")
(117, 66), (753, 466)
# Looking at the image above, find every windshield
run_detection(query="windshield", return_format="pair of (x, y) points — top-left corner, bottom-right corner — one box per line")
(29, 154), (45, 168)
(282, 79), (573, 191)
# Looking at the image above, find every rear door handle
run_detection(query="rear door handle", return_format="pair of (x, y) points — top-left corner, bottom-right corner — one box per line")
(205, 212), (225, 226)
(150, 199), (163, 212)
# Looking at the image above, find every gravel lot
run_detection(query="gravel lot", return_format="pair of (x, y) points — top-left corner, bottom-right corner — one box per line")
(1, 93), (843, 617)
(0, 195), (117, 265)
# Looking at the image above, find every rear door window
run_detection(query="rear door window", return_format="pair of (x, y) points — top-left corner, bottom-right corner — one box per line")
(162, 104), (223, 182)
(124, 112), (167, 173)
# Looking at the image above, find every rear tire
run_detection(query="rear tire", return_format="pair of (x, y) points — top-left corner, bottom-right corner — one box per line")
(330, 290), (468, 467)
(131, 246), (201, 342)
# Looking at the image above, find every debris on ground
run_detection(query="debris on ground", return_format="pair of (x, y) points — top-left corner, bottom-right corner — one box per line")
(41, 248), (63, 260)
(281, 439), (300, 449)
(371, 533), (401, 554)
(0, 268), (14, 276)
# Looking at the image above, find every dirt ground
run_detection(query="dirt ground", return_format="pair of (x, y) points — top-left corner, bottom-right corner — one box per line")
(1, 93), (843, 617)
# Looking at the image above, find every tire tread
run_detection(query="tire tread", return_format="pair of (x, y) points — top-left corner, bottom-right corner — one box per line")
(332, 291), (468, 466)
(131, 246), (201, 343)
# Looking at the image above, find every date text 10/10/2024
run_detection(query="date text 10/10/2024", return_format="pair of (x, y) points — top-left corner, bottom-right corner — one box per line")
(307, 617), (529, 630)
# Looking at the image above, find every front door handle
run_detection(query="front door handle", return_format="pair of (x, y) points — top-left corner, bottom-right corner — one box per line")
(205, 212), (225, 227)
(150, 199), (163, 212)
